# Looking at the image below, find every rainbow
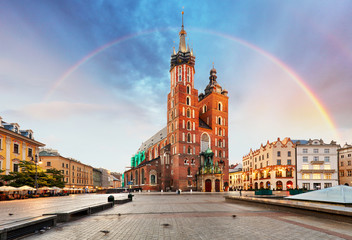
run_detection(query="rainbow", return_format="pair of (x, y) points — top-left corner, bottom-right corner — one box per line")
(45, 28), (340, 140)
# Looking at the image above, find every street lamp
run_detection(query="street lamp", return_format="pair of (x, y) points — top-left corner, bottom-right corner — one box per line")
(31, 154), (39, 192)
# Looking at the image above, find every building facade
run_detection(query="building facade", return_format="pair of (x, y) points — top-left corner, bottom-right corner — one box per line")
(295, 139), (339, 190)
(93, 168), (103, 189)
(338, 143), (352, 186)
(243, 138), (296, 190)
(124, 13), (229, 192)
(0, 116), (45, 179)
(39, 149), (94, 189)
(229, 163), (242, 190)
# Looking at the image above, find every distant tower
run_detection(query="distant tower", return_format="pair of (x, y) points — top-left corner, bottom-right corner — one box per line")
(167, 11), (199, 190)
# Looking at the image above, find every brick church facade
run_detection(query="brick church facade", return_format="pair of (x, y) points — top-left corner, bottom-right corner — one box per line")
(124, 13), (229, 192)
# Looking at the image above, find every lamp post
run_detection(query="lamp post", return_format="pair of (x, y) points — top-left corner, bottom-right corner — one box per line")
(31, 154), (39, 192)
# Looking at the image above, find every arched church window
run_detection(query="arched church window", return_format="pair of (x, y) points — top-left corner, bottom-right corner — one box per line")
(203, 105), (207, 113)
(218, 117), (222, 125)
(171, 123), (174, 132)
(171, 135), (174, 144)
(218, 102), (223, 111)
(201, 133), (210, 152)
(219, 150), (222, 158)
(186, 97), (191, 106)
(141, 169), (145, 184)
(187, 85), (190, 94)
(188, 146), (192, 154)
(151, 175), (156, 184)
(187, 68), (190, 82)
(187, 121), (191, 130)
(187, 133), (192, 143)
(219, 128), (222, 136)
(178, 66), (182, 82)
(184, 159), (188, 164)
(187, 167), (191, 175)
(187, 108), (191, 118)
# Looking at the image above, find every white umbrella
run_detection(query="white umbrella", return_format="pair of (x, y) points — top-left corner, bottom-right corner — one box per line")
(18, 185), (36, 191)
(0, 186), (18, 192)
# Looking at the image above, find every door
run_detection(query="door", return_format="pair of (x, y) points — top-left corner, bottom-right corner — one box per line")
(215, 179), (220, 192)
(205, 179), (212, 192)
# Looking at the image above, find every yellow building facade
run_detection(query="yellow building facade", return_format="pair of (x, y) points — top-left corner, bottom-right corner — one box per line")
(0, 117), (45, 177)
(39, 149), (94, 189)
(242, 138), (296, 190)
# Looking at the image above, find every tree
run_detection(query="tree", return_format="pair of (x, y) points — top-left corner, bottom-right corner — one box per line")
(0, 161), (65, 188)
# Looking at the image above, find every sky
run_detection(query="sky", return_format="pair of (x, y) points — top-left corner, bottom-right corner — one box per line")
(1, 0), (352, 173)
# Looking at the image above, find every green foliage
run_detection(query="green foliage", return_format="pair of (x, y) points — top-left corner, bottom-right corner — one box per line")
(0, 161), (65, 188)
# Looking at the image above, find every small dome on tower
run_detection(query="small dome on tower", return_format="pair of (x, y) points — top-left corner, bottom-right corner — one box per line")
(210, 67), (217, 75)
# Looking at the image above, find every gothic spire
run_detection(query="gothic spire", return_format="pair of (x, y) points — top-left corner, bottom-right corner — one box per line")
(179, 11), (187, 52)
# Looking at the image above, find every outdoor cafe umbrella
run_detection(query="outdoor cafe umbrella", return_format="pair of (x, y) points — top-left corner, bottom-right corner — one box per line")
(0, 186), (19, 192)
(18, 185), (36, 191)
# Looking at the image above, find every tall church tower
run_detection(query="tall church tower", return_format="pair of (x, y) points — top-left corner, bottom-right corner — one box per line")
(167, 12), (199, 190)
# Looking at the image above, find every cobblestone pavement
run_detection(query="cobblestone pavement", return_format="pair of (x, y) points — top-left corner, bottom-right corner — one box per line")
(0, 193), (127, 225)
(24, 193), (352, 240)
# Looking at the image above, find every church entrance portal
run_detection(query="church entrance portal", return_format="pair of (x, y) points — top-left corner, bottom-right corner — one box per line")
(205, 179), (212, 192)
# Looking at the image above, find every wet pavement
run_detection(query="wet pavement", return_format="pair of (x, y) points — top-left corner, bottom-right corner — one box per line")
(22, 192), (352, 240)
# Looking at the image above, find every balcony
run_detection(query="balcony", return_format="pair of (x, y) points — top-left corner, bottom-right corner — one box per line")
(310, 160), (324, 165)
(300, 169), (335, 174)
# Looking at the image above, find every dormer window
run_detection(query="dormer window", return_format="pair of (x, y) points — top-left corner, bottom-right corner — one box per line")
(14, 126), (18, 133)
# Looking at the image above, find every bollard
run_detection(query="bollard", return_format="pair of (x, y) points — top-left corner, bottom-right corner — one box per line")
(108, 195), (115, 204)
(128, 193), (134, 201)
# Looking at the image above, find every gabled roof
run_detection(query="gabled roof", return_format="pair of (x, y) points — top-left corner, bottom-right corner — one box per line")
(137, 126), (167, 152)
(286, 185), (352, 204)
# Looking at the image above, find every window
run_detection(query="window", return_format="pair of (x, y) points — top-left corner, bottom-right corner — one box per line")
(178, 66), (182, 81)
(13, 164), (19, 172)
(187, 67), (190, 82)
(302, 165), (309, 170)
(341, 155), (344, 158)
(324, 165), (331, 170)
(184, 159), (188, 165)
(0, 138), (2, 149)
(340, 171), (344, 177)
(287, 159), (292, 165)
(313, 165), (320, 170)
(303, 183), (310, 189)
(313, 174), (321, 179)
(187, 167), (191, 176)
(303, 156), (308, 162)
(218, 102), (223, 111)
(324, 149), (330, 154)
(324, 156), (330, 162)
(303, 149), (308, 154)
(348, 170), (352, 177)
(314, 156), (319, 161)
(348, 154), (352, 157)
(348, 161), (351, 166)
(187, 109), (191, 118)
(62, 163), (65, 167)
(187, 121), (191, 130)
(47, 162), (51, 167)
(187, 85), (190, 94)
(188, 146), (192, 154)
(66, 164), (68, 168)
(341, 162), (344, 166)
(14, 143), (19, 154)
(277, 159), (281, 165)
(324, 174), (332, 179)
(218, 117), (222, 125)
(187, 133), (191, 143)
(288, 151), (291, 157)
(186, 97), (191, 106)
(302, 174), (310, 179)
(277, 151), (281, 157)
(267, 153), (269, 158)
(324, 183), (332, 188)
(28, 148), (33, 157)
(203, 105), (207, 113)
(314, 149), (319, 153)
(72, 166), (75, 170)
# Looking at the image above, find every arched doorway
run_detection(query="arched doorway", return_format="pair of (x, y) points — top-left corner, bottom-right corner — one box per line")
(286, 181), (293, 189)
(260, 182), (264, 189)
(254, 182), (258, 190)
(266, 181), (270, 189)
(205, 179), (212, 192)
(276, 181), (283, 190)
(215, 179), (220, 192)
